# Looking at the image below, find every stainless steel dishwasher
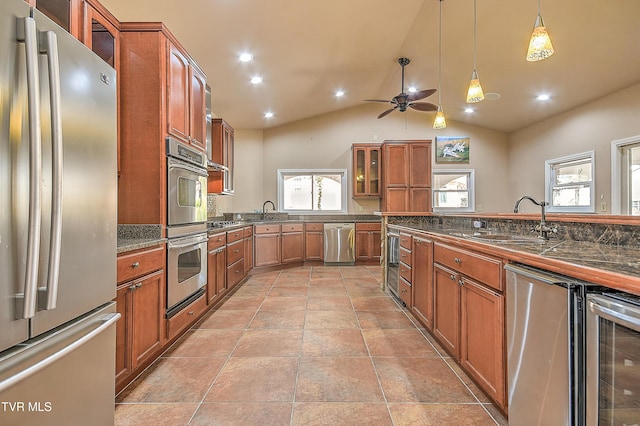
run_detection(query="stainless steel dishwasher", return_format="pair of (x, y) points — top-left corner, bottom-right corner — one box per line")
(323, 223), (355, 265)
(506, 263), (594, 426)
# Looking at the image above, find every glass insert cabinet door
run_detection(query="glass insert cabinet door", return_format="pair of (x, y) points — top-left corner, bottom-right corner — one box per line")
(352, 144), (381, 197)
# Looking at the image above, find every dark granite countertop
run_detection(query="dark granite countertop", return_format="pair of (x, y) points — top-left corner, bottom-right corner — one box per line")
(117, 225), (165, 254)
(388, 223), (640, 295)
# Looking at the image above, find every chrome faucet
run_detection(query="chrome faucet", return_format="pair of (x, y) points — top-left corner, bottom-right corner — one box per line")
(262, 200), (276, 219)
(513, 196), (553, 240)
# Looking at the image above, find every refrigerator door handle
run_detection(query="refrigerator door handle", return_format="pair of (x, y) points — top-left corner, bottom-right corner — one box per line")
(39, 29), (63, 311)
(15, 17), (42, 320)
(0, 312), (120, 393)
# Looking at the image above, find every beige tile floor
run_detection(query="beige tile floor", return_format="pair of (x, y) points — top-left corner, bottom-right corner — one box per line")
(115, 265), (508, 425)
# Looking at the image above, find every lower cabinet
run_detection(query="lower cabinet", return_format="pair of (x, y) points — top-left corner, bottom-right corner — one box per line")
(355, 222), (382, 262)
(432, 242), (506, 410)
(254, 223), (304, 267)
(115, 245), (166, 393)
(226, 228), (246, 289)
(207, 247), (226, 305)
(281, 223), (304, 263)
(304, 223), (324, 260)
(411, 237), (434, 330)
(166, 292), (207, 341)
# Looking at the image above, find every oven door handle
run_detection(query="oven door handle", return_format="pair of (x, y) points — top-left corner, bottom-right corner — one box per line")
(587, 295), (640, 332)
(168, 234), (208, 249)
(168, 159), (208, 177)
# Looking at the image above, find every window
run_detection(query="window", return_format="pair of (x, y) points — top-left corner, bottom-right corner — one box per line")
(545, 151), (595, 213)
(611, 136), (640, 215)
(277, 169), (347, 214)
(432, 170), (475, 212)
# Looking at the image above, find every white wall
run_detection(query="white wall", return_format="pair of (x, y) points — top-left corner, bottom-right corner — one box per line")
(509, 83), (640, 213)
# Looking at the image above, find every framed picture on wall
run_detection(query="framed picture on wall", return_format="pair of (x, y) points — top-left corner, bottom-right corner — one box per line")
(435, 136), (470, 163)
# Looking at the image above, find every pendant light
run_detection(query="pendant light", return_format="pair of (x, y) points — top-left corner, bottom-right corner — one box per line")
(526, 0), (554, 61)
(433, 0), (446, 129)
(466, 0), (484, 103)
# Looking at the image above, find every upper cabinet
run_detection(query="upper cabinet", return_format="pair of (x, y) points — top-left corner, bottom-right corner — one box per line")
(167, 41), (207, 152)
(352, 143), (381, 198)
(82, 0), (119, 68)
(30, 0), (82, 38)
(208, 118), (234, 195)
(381, 140), (432, 212)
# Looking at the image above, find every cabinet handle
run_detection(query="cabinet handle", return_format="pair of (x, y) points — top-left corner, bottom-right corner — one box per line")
(131, 261), (140, 269)
(454, 257), (461, 264)
(188, 310), (194, 316)
(129, 284), (136, 290)
(234, 249), (240, 253)
(136, 283), (143, 288)
(458, 279), (464, 286)
(450, 274), (456, 281)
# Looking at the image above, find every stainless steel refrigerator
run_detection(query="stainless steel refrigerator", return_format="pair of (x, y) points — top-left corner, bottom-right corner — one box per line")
(0, 1), (119, 424)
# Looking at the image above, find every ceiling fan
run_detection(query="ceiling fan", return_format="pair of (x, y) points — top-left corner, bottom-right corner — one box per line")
(365, 57), (437, 119)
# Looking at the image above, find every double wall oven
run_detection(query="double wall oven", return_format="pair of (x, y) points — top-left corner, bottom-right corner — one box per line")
(166, 137), (208, 316)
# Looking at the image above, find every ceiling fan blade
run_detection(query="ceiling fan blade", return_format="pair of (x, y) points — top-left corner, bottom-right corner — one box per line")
(364, 99), (392, 103)
(407, 89), (437, 102)
(408, 102), (438, 112)
(377, 107), (397, 119)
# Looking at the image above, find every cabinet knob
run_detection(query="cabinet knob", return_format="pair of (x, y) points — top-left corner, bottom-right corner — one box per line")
(454, 257), (461, 264)
(136, 282), (143, 288)
(450, 274), (456, 281)
(129, 284), (136, 290)
(131, 261), (140, 269)
(188, 310), (194, 316)
(458, 279), (464, 286)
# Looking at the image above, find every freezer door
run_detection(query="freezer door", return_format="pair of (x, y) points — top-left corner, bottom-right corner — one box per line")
(29, 9), (117, 336)
(0, 0), (34, 352)
(0, 302), (119, 426)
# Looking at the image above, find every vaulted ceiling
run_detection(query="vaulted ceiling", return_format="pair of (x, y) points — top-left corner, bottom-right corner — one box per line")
(101, 0), (640, 133)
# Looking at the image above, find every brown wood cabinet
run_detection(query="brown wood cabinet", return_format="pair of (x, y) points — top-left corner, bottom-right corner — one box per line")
(166, 42), (206, 152)
(31, 0), (82, 38)
(81, 0), (119, 68)
(254, 224), (281, 267)
(304, 223), (324, 261)
(432, 242), (506, 409)
(118, 23), (206, 227)
(208, 119), (235, 194)
(244, 226), (254, 274)
(352, 144), (381, 197)
(115, 245), (166, 393)
(355, 222), (382, 262)
(281, 223), (304, 263)
(207, 231), (227, 305)
(381, 140), (432, 212)
(166, 292), (206, 341)
(411, 237), (434, 330)
(226, 228), (245, 289)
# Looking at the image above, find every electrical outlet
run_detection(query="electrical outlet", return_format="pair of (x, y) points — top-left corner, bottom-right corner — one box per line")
(601, 202), (607, 212)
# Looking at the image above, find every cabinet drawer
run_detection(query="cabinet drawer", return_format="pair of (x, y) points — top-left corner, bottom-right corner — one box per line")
(255, 224), (281, 234)
(434, 243), (503, 291)
(227, 259), (245, 288)
(305, 223), (323, 232)
(282, 223), (303, 233)
(400, 262), (412, 283)
(400, 233), (413, 250)
(117, 245), (165, 284)
(243, 226), (253, 237)
(226, 240), (243, 265)
(399, 277), (412, 307)
(226, 228), (244, 243)
(399, 247), (412, 267)
(166, 292), (206, 341)
(356, 222), (381, 231)
(208, 232), (226, 250)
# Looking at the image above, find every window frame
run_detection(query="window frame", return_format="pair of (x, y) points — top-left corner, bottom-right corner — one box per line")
(545, 151), (595, 213)
(277, 169), (348, 214)
(432, 169), (475, 213)
(611, 135), (640, 215)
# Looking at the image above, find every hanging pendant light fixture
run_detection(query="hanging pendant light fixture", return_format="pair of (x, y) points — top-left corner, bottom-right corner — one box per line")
(526, 0), (554, 61)
(466, 0), (484, 103)
(433, 0), (446, 129)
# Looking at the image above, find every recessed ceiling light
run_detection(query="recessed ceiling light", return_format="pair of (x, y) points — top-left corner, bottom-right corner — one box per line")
(250, 76), (263, 84)
(335, 90), (345, 97)
(537, 94), (550, 101)
(239, 53), (253, 62)
(264, 112), (274, 118)
(484, 92), (501, 101)
(464, 107), (475, 113)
